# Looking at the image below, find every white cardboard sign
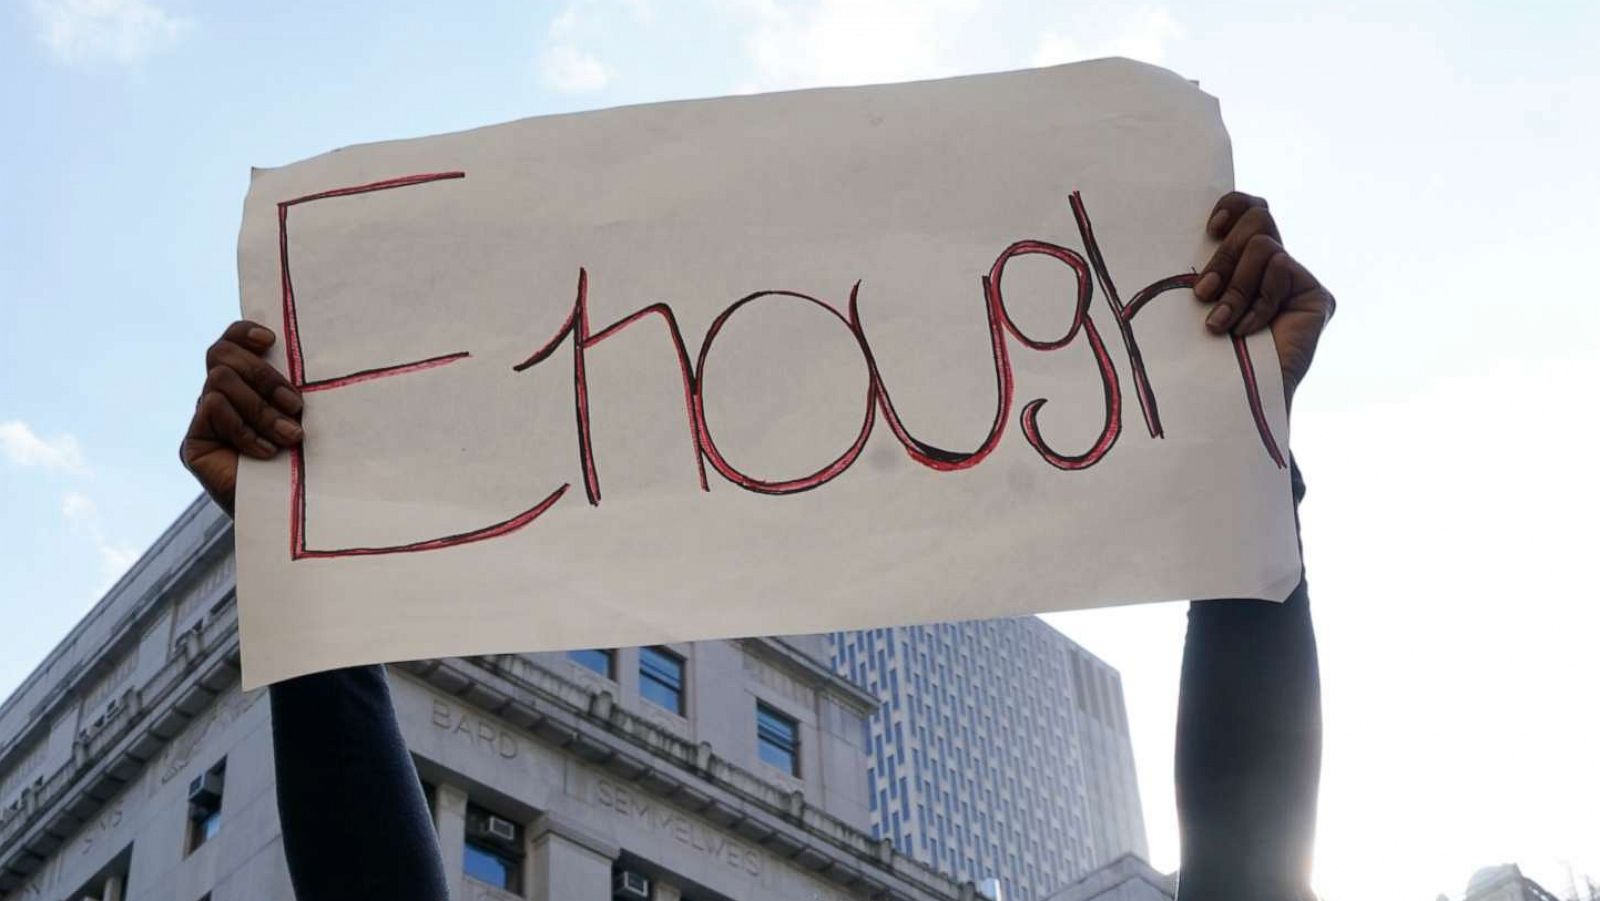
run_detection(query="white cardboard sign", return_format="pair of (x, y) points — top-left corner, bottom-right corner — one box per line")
(233, 59), (1299, 689)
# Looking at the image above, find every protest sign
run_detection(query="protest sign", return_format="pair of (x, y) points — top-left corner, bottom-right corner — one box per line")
(233, 58), (1300, 689)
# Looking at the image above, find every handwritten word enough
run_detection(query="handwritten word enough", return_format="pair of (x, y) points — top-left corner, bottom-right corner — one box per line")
(277, 171), (1283, 560)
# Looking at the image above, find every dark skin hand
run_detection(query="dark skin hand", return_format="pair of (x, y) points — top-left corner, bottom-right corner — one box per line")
(181, 191), (1333, 515)
(1192, 191), (1336, 403)
(181, 320), (305, 516)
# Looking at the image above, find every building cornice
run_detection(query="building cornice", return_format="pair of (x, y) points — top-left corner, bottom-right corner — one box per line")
(0, 496), (228, 774)
(736, 637), (880, 715)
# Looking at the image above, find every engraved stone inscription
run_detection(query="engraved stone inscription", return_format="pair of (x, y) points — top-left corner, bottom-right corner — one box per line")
(593, 778), (762, 877)
(431, 699), (518, 759)
(74, 803), (124, 856)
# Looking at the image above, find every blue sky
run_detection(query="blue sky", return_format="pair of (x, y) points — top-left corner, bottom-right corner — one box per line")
(3, 1), (1597, 899)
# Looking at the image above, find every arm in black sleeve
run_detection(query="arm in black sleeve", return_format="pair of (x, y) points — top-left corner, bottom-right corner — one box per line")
(1174, 460), (1321, 901)
(269, 665), (450, 901)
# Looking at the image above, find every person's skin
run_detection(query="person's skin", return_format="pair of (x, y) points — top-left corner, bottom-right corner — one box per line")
(181, 191), (1335, 895)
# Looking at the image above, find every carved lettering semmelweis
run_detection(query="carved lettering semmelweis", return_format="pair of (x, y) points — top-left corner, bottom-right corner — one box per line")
(594, 777), (762, 877)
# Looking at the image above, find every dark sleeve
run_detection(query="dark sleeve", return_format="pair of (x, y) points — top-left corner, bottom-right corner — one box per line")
(269, 665), (450, 901)
(1174, 459), (1321, 901)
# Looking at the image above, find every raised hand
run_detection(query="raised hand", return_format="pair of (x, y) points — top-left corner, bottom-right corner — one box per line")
(1192, 192), (1336, 403)
(180, 321), (304, 516)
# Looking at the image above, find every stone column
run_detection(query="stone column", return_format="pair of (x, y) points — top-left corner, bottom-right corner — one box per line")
(651, 879), (683, 901)
(102, 872), (125, 901)
(435, 782), (470, 900)
(527, 812), (618, 901)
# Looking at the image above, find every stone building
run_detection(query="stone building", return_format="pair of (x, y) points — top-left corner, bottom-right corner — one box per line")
(1039, 855), (1173, 901)
(1457, 864), (1564, 901)
(831, 618), (1145, 900)
(0, 498), (984, 901)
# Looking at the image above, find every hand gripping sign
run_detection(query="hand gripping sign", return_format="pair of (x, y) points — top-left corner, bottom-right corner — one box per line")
(233, 59), (1300, 689)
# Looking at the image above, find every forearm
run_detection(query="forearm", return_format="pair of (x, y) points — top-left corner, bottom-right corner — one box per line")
(269, 665), (449, 901)
(1174, 460), (1321, 901)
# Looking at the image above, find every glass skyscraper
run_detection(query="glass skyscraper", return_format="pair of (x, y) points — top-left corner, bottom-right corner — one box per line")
(831, 617), (1146, 901)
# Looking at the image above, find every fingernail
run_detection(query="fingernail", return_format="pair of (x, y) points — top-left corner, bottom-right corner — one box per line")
(274, 386), (304, 414)
(1194, 272), (1220, 300)
(1208, 208), (1230, 233)
(1206, 305), (1231, 331)
(274, 419), (304, 443)
(255, 437), (277, 455)
(248, 326), (275, 346)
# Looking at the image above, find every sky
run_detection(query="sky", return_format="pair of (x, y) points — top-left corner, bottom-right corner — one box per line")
(2, 1), (1597, 899)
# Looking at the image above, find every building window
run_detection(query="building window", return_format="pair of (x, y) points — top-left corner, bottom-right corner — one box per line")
(463, 804), (523, 893)
(65, 847), (132, 901)
(639, 646), (685, 715)
(464, 842), (519, 891)
(568, 648), (615, 679)
(186, 759), (226, 853)
(757, 703), (800, 776)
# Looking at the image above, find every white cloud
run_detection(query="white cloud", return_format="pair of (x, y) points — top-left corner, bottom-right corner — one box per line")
(61, 490), (96, 520)
(540, 44), (612, 93)
(548, 0), (654, 38)
(29, 0), (190, 65)
(536, 0), (654, 94)
(0, 420), (89, 474)
(60, 490), (138, 582)
(1033, 7), (1182, 68)
(0, 427), (133, 583)
(97, 542), (139, 576)
(548, 3), (582, 39)
(717, 1), (1183, 94)
(724, 0), (983, 92)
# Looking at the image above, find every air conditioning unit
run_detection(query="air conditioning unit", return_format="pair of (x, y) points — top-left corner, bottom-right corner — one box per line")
(612, 868), (650, 900)
(485, 814), (517, 843)
(188, 771), (223, 807)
